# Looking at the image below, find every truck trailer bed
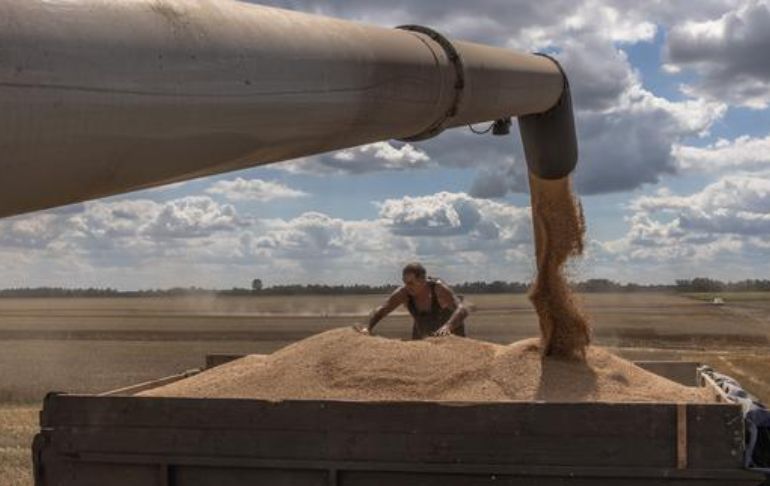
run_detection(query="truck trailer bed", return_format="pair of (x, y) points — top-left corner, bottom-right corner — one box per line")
(32, 359), (766, 486)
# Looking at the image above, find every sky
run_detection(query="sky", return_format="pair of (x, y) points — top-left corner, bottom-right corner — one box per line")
(2, 0), (770, 289)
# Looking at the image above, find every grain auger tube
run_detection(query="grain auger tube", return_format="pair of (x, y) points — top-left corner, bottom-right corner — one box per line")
(0, 0), (577, 218)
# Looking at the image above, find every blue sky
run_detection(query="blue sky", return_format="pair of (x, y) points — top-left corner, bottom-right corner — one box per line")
(2, 0), (770, 289)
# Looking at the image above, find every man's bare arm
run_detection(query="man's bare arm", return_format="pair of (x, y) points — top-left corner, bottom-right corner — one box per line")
(358, 287), (407, 334)
(433, 281), (469, 336)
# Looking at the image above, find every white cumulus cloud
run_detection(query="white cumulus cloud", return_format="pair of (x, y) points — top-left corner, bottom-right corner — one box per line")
(674, 135), (770, 172)
(378, 192), (532, 243)
(630, 176), (770, 236)
(596, 174), (770, 276)
(206, 177), (308, 202)
(665, 0), (770, 109)
(0, 190), (542, 287)
(280, 142), (431, 174)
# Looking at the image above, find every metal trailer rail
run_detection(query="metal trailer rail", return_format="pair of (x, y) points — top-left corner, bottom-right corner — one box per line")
(32, 359), (766, 485)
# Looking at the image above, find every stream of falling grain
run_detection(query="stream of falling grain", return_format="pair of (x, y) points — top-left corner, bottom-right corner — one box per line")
(528, 173), (591, 359)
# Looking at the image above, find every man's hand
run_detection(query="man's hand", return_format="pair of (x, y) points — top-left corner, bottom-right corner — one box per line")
(353, 324), (372, 335)
(432, 325), (453, 337)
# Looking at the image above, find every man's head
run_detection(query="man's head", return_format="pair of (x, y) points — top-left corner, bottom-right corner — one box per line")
(402, 262), (427, 290)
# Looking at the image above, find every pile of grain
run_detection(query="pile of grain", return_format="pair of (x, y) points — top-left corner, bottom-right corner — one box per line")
(528, 174), (591, 359)
(141, 328), (713, 403)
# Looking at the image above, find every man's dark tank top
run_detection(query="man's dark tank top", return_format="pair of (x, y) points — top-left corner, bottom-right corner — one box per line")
(406, 278), (466, 340)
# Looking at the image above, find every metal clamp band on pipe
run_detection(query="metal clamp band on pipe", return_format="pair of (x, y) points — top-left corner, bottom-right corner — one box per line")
(518, 53), (579, 180)
(396, 25), (465, 142)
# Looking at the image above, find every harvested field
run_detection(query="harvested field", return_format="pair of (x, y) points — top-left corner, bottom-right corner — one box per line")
(142, 328), (713, 403)
(2, 292), (769, 486)
(0, 405), (37, 486)
(0, 293), (768, 402)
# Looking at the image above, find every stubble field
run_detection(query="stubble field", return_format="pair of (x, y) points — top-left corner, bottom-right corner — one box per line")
(1, 292), (769, 485)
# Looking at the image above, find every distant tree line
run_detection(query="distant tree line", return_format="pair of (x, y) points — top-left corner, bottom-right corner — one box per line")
(674, 278), (770, 293)
(0, 286), (215, 298)
(571, 279), (673, 293)
(225, 284), (399, 296)
(1, 278), (768, 298)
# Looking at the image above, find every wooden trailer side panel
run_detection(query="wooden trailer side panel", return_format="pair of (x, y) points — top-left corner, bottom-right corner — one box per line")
(32, 394), (765, 486)
(338, 470), (763, 486)
(39, 395), (746, 468)
(33, 452), (765, 486)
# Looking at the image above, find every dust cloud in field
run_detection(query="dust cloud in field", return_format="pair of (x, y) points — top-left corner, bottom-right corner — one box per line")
(528, 174), (591, 359)
(144, 294), (380, 318)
